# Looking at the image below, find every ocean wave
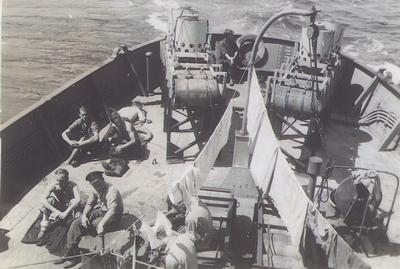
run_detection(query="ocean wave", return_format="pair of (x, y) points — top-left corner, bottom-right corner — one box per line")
(146, 13), (168, 33)
(153, 0), (180, 9)
(342, 44), (359, 58)
(343, 36), (389, 60)
(366, 37), (387, 54)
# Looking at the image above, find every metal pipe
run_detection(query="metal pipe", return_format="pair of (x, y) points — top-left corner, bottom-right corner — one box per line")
(240, 8), (318, 134)
(145, 51), (153, 95)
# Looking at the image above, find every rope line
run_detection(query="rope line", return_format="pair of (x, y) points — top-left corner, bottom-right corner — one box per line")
(111, 252), (166, 269)
(10, 250), (99, 268)
(77, 252), (100, 269)
(10, 217), (143, 269)
(125, 215), (144, 232)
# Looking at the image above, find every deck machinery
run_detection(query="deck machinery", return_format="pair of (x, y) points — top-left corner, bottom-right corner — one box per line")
(266, 21), (344, 118)
(266, 21), (344, 142)
(163, 8), (227, 163)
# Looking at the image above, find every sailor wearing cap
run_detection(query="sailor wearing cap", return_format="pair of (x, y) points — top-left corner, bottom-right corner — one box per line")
(62, 171), (123, 268)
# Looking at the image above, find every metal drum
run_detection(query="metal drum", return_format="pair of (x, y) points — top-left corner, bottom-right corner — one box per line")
(173, 77), (220, 107)
(269, 73), (331, 118)
(271, 86), (323, 117)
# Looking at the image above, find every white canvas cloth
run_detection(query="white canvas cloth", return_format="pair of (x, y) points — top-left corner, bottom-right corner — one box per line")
(247, 69), (268, 152)
(246, 70), (371, 268)
(194, 101), (234, 188)
(169, 101), (234, 207)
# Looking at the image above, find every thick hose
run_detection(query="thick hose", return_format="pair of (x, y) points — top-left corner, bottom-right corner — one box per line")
(240, 8), (319, 134)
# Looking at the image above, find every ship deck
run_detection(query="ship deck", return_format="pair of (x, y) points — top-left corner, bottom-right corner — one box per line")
(0, 82), (285, 269)
(2, 79), (400, 268)
(0, 92), (178, 268)
(279, 114), (400, 268)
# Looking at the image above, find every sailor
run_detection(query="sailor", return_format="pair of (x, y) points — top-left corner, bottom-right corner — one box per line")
(215, 28), (239, 86)
(166, 183), (187, 232)
(61, 106), (100, 167)
(165, 231), (198, 269)
(63, 171), (123, 268)
(185, 197), (213, 249)
(118, 100), (154, 146)
(38, 168), (81, 240)
(101, 109), (150, 158)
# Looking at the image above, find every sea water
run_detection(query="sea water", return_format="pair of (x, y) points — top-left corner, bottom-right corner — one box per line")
(1, 0), (399, 123)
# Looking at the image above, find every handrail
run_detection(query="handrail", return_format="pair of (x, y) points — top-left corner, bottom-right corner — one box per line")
(240, 7), (319, 134)
(339, 52), (400, 99)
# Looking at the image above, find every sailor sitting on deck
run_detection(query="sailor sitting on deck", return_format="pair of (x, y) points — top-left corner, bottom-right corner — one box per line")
(101, 109), (152, 158)
(38, 168), (81, 240)
(137, 212), (199, 269)
(167, 183), (213, 248)
(165, 183), (187, 232)
(185, 196), (213, 250)
(118, 100), (153, 149)
(62, 106), (100, 167)
(62, 171), (123, 268)
(119, 100), (153, 126)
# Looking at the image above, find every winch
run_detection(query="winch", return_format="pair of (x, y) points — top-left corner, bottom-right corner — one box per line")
(164, 8), (227, 162)
(266, 19), (344, 119)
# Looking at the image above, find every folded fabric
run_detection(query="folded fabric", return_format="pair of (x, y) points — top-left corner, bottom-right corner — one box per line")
(102, 158), (129, 177)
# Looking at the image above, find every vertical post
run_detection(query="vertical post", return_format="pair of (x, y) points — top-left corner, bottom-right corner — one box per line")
(145, 51), (153, 96)
(307, 156), (323, 200)
(132, 236), (136, 269)
(306, 156), (323, 269)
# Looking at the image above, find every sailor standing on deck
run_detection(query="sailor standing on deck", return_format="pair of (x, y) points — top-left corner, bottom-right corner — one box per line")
(62, 106), (99, 167)
(62, 171), (123, 268)
(215, 29), (239, 86)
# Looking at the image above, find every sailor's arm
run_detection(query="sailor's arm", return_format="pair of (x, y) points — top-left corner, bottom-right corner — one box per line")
(97, 190), (121, 234)
(59, 185), (81, 219)
(78, 122), (99, 146)
(40, 186), (62, 215)
(225, 51), (238, 63)
(81, 192), (95, 227)
(136, 109), (147, 124)
(79, 131), (99, 146)
(99, 123), (114, 143)
(117, 123), (136, 150)
(62, 119), (81, 145)
(61, 129), (75, 146)
(232, 51), (238, 59)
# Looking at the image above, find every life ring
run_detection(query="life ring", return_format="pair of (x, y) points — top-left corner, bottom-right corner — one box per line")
(236, 34), (269, 68)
